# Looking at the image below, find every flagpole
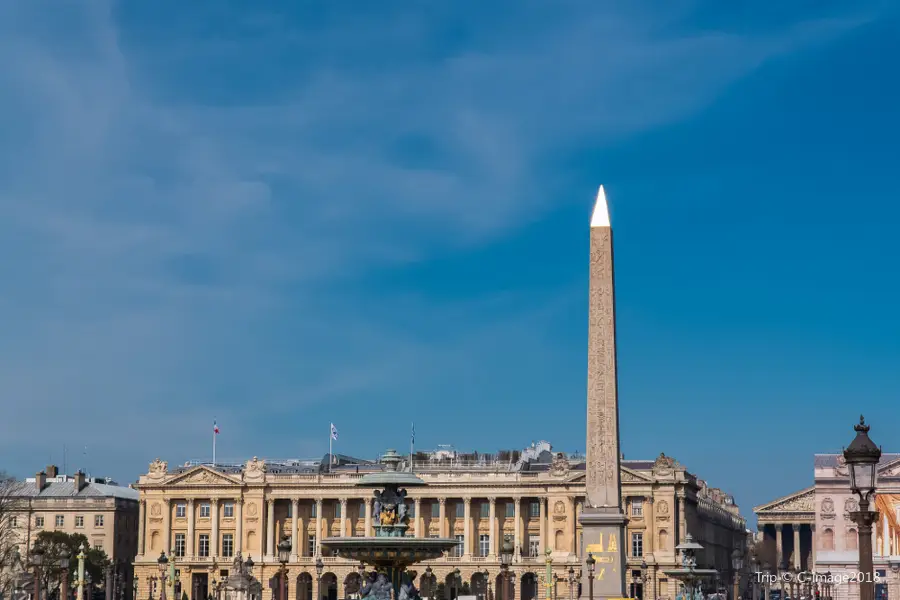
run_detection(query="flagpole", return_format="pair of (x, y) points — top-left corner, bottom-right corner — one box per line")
(213, 424), (216, 466)
(329, 425), (332, 473)
(410, 422), (414, 473)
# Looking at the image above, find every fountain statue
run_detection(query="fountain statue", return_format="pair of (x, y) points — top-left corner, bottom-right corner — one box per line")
(321, 450), (457, 600)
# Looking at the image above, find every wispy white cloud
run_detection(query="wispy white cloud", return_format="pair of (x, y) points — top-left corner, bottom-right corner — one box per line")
(0, 0), (874, 477)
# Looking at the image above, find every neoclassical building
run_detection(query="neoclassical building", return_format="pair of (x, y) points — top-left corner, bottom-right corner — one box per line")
(754, 453), (900, 600)
(133, 443), (746, 600)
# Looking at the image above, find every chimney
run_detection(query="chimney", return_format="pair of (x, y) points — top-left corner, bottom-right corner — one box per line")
(74, 470), (86, 492)
(46, 465), (58, 478)
(35, 471), (46, 491)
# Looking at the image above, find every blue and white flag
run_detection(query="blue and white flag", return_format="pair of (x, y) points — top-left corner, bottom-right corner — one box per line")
(330, 423), (339, 440)
(411, 423), (415, 445)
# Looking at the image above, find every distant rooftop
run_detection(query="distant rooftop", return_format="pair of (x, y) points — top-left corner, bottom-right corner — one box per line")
(5, 479), (139, 501)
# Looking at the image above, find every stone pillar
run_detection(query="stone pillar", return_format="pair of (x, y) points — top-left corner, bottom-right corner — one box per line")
(463, 498), (472, 557)
(439, 498), (447, 538)
(514, 497), (522, 560)
(340, 498), (348, 537)
(315, 498), (323, 556)
(236, 498), (243, 553)
(489, 497), (497, 557)
(540, 498), (547, 553)
(568, 497), (578, 555)
(579, 185), (627, 600)
(811, 524), (816, 568)
(186, 500), (195, 558)
(794, 524), (801, 569)
(211, 499), (219, 557)
(163, 499), (172, 555)
(137, 500), (146, 557)
(414, 499), (422, 537)
(677, 492), (687, 545)
(883, 515), (890, 557)
(291, 499), (300, 562)
(266, 499), (276, 560)
(776, 524), (784, 570)
(365, 498), (372, 537)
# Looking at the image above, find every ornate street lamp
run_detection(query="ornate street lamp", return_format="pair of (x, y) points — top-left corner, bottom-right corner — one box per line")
(640, 560), (648, 600)
(277, 536), (291, 600)
(500, 541), (514, 600)
(731, 549), (743, 600)
(30, 547), (45, 600)
(844, 416), (881, 600)
(157, 552), (169, 600)
(586, 554), (595, 600)
(424, 567), (434, 600)
(567, 567), (576, 600)
(483, 569), (491, 600)
(315, 558), (324, 600)
(59, 549), (72, 600)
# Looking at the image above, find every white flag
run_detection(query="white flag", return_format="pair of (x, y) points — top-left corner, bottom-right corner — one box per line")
(330, 423), (338, 440)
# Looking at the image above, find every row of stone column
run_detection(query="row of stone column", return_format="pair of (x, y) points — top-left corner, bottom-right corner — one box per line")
(772, 523), (815, 569)
(138, 495), (580, 563)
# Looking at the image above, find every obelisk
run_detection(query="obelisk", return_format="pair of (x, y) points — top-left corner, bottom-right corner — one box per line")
(579, 185), (627, 600)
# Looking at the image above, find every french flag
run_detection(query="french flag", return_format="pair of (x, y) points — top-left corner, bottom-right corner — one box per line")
(214, 421), (220, 435)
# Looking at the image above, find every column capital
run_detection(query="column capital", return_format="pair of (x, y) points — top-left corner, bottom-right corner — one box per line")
(340, 498), (348, 507)
(439, 498), (446, 506)
(236, 496), (244, 505)
(464, 497), (472, 506)
(414, 497), (421, 505)
(163, 498), (172, 506)
(488, 497), (496, 504)
(267, 498), (275, 507)
(365, 497), (372, 506)
(139, 498), (146, 506)
(291, 498), (299, 506)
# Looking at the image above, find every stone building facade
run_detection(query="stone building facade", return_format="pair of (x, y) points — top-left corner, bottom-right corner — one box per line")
(754, 453), (900, 600)
(133, 444), (746, 600)
(4, 465), (140, 593)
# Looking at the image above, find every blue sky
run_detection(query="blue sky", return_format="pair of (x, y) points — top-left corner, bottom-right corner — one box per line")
(1, 1), (898, 526)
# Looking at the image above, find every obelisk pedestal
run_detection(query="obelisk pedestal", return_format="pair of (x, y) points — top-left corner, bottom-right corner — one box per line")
(579, 186), (628, 600)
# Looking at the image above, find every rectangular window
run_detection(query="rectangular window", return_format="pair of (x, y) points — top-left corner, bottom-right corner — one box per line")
(632, 499), (643, 517)
(455, 503), (464, 518)
(311, 503), (318, 518)
(479, 534), (490, 557)
(93, 542), (102, 551)
(56, 515), (64, 527)
(453, 535), (465, 557)
(480, 503), (489, 518)
(335, 502), (342, 518)
(529, 502), (540, 518)
(222, 534), (234, 558)
(528, 538), (540, 557)
(307, 534), (317, 557)
(286, 503), (293, 518)
(224, 503), (234, 518)
(632, 532), (643, 557)
(409, 502), (416, 518)
(431, 503), (440, 519)
(200, 503), (210, 518)
(35, 516), (44, 528)
(506, 503), (514, 518)
(95, 515), (104, 527)
(174, 534), (186, 557)
(176, 504), (186, 518)
(199, 534), (210, 557)
(75, 516), (84, 528)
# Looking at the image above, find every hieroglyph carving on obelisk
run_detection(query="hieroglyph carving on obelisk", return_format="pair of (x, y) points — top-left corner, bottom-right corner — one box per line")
(585, 185), (621, 509)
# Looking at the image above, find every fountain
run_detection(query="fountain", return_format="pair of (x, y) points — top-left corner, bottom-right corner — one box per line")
(321, 449), (458, 600)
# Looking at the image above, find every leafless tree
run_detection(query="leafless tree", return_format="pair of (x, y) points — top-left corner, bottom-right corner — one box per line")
(0, 470), (28, 600)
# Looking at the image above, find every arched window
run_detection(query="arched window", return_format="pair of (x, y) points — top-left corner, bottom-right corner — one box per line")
(822, 528), (835, 551)
(847, 528), (858, 551)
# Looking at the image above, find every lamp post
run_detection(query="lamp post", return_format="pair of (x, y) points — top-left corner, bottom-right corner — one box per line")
(425, 567), (434, 600)
(453, 569), (462, 600)
(545, 549), (554, 600)
(278, 535), (291, 600)
(586, 554), (595, 600)
(640, 560), (648, 600)
(31, 547), (45, 600)
(843, 416), (881, 600)
(75, 545), (87, 600)
(500, 541), (514, 600)
(60, 549), (72, 600)
(157, 553), (169, 600)
(732, 549), (743, 600)
(315, 558), (324, 600)
(483, 569), (491, 600)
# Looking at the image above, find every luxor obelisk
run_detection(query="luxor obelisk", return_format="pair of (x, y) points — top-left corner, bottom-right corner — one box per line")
(579, 185), (628, 600)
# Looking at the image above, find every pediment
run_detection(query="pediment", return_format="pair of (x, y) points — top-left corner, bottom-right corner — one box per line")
(166, 466), (241, 487)
(565, 467), (651, 484)
(878, 457), (900, 477)
(754, 487), (814, 514)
